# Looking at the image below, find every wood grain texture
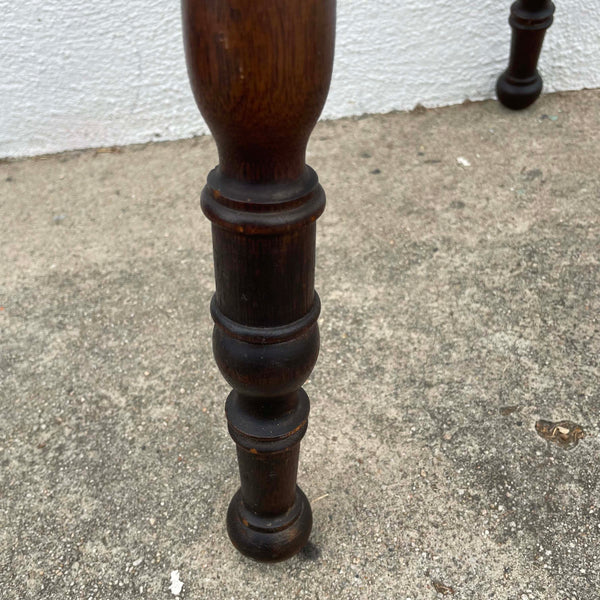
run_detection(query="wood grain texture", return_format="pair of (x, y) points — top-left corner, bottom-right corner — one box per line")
(182, 0), (335, 561)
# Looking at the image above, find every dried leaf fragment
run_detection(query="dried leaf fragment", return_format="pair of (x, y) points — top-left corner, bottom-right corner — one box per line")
(535, 419), (585, 450)
(433, 581), (455, 595)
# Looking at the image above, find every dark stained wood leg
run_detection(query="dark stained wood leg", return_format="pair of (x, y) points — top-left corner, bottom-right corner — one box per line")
(181, 1), (336, 561)
(496, 0), (555, 110)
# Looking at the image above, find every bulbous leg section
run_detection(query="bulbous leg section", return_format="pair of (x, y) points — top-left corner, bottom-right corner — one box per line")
(227, 487), (313, 562)
(496, 70), (543, 110)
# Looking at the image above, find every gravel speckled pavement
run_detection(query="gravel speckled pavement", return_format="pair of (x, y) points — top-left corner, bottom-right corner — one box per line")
(1, 90), (599, 599)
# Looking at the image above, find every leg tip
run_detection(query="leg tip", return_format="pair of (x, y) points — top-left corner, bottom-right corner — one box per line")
(496, 71), (543, 110)
(226, 487), (313, 562)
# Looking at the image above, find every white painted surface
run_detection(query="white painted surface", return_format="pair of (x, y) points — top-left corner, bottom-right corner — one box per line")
(1, 0), (598, 158)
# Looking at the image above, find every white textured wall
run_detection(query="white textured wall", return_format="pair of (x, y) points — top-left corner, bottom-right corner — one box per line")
(1, 0), (598, 158)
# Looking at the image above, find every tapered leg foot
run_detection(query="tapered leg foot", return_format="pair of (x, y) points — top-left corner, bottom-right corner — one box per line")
(496, 70), (543, 110)
(496, 0), (554, 110)
(227, 487), (313, 562)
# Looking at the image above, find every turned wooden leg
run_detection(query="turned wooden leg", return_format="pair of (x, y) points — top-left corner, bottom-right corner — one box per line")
(182, 1), (335, 561)
(496, 0), (555, 110)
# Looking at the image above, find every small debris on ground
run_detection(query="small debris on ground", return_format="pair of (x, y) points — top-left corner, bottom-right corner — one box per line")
(433, 580), (455, 595)
(456, 157), (471, 167)
(535, 419), (585, 450)
(170, 570), (183, 596)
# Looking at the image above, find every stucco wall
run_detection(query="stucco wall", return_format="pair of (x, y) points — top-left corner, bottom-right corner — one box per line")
(1, 0), (598, 158)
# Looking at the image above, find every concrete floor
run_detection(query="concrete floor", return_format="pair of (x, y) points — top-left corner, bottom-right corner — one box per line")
(1, 89), (599, 599)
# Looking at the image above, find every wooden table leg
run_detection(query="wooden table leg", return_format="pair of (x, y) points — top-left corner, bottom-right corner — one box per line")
(496, 0), (555, 110)
(182, 1), (336, 561)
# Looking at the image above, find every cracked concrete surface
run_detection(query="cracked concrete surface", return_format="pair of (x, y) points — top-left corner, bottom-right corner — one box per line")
(1, 90), (599, 599)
